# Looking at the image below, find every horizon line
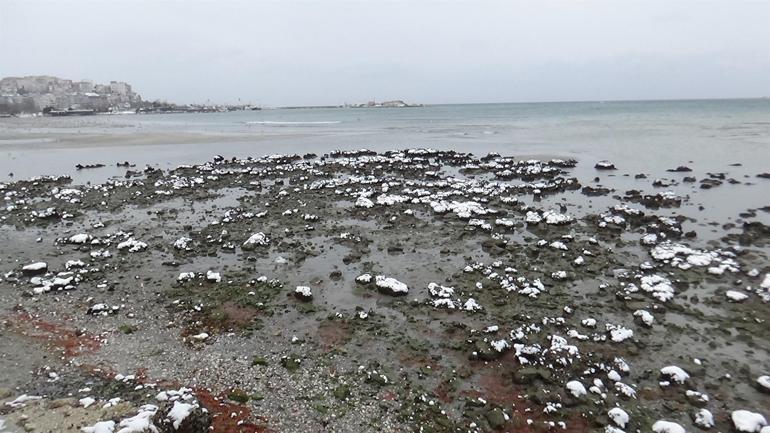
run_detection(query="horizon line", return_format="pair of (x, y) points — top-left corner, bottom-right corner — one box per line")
(266, 96), (768, 109)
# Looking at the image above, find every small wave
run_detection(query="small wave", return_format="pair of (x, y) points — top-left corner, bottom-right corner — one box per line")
(245, 120), (341, 126)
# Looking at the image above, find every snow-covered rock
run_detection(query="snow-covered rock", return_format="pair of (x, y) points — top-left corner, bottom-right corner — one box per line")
(551, 270), (568, 280)
(463, 298), (482, 312)
(566, 380), (587, 398)
(81, 421), (116, 433)
(21, 262), (47, 274)
(206, 270), (221, 282)
(116, 404), (158, 433)
(68, 233), (92, 244)
(117, 238), (147, 252)
(607, 324), (633, 342)
(694, 408), (715, 429)
(375, 275), (409, 296)
(726, 290), (749, 302)
(757, 375), (770, 392)
(640, 275), (676, 302)
(178, 272), (196, 281)
(355, 273), (372, 284)
(608, 407), (629, 428)
(633, 309), (654, 327)
(525, 211), (542, 224)
(294, 286), (313, 301)
(167, 400), (196, 430)
(242, 232), (269, 250)
(355, 196), (374, 208)
(732, 410), (767, 432)
(543, 210), (573, 225)
(652, 420), (685, 433)
(173, 237), (193, 251)
(660, 366), (689, 384)
(490, 339), (509, 352)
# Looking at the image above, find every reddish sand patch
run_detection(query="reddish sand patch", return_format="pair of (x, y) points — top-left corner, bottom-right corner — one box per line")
(379, 389), (398, 401)
(475, 366), (523, 408)
(184, 302), (261, 337)
(219, 302), (260, 328)
(3, 310), (271, 432)
(317, 320), (352, 350)
(134, 367), (151, 383)
(433, 380), (454, 404)
(5, 310), (102, 358)
(77, 365), (264, 432)
(396, 351), (441, 371)
(462, 361), (591, 433)
(194, 388), (269, 433)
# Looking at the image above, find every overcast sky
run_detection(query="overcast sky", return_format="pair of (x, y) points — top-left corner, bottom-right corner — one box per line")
(1, 0), (769, 106)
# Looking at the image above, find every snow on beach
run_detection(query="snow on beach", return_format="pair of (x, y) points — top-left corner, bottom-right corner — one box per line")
(0, 149), (768, 433)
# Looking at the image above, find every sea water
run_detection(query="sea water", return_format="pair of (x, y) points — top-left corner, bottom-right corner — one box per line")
(1, 99), (768, 178)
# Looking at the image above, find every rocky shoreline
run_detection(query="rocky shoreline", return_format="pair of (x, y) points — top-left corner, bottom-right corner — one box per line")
(0, 149), (768, 433)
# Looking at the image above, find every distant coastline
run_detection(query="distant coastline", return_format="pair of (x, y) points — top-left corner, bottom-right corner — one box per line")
(0, 75), (423, 117)
(3, 74), (764, 118)
(0, 75), (264, 116)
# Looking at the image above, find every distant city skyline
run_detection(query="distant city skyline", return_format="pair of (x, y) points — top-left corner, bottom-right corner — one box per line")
(0, 75), (145, 114)
(1, 0), (768, 106)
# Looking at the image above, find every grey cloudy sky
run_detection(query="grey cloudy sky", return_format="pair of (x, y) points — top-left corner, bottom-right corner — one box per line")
(1, 0), (769, 106)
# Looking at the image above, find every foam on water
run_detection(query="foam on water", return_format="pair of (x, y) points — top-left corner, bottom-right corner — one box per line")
(245, 120), (341, 125)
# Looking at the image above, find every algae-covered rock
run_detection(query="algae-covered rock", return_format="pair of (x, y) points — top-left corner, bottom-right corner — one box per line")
(485, 408), (507, 430)
(333, 384), (351, 400)
(513, 367), (552, 384)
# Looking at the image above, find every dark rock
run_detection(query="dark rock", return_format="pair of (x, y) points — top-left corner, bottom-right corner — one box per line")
(485, 408), (507, 430)
(280, 356), (301, 372)
(513, 367), (552, 384)
(667, 166), (692, 172)
(471, 340), (505, 361)
(595, 161), (616, 170)
(700, 179), (722, 189)
(582, 186), (611, 196)
(75, 163), (105, 170)
(653, 178), (676, 187)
